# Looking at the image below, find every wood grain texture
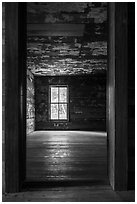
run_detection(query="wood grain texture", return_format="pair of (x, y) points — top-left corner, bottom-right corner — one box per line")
(115, 3), (128, 190)
(5, 3), (27, 193)
(5, 3), (19, 193)
(26, 131), (107, 182)
(107, 3), (128, 190)
(107, 2), (115, 190)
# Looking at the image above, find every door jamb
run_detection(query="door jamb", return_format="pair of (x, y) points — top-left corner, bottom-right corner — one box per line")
(4, 2), (128, 192)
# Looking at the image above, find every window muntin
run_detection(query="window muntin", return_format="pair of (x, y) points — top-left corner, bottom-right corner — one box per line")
(50, 86), (68, 120)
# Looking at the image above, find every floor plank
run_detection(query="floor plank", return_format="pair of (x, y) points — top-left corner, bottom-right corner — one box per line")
(2, 186), (123, 202)
(26, 131), (107, 182)
(3, 131), (134, 202)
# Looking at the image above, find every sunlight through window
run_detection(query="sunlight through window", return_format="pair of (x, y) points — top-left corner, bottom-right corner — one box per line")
(50, 86), (68, 120)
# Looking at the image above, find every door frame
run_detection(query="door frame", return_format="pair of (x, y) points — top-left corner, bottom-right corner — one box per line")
(107, 3), (128, 190)
(4, 2), (129, 192)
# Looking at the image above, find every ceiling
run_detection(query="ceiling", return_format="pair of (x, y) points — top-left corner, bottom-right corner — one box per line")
(27, 2), (107, 76)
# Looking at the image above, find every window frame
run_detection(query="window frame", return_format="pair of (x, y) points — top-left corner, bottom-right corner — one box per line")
(49, 85), (69, 122)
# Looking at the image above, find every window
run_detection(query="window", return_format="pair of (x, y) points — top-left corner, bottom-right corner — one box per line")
(49, 86), (68, 120)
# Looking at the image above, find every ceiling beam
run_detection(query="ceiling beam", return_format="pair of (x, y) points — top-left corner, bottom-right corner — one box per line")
(27, 24), (85, 36)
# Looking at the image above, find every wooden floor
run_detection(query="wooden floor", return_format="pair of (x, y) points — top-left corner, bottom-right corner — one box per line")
(3, 131), (135, 202)
(3, 186), (135, 202)
(26, 131), (108, 183)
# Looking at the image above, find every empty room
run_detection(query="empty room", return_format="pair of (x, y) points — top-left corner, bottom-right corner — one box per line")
(3, 2), (135, 202)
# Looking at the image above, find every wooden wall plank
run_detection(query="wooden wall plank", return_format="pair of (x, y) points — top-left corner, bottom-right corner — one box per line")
(115, 3), (128, 190)
(107, 2), (115, 190)
(18, 3), (27, 190)
(5, 3), (19, 193)
(5, 3), (27, 193)
(107, 3), (128, 190)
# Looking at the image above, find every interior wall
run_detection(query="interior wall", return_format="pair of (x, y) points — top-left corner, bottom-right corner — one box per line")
(35, 74), (106, 131)
(26, 70), (35, 134)
(27, 3), (107, 77)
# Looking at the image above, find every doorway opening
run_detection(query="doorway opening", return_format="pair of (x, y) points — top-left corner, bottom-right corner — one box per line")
(4, 2), (132, 193)
(26, 2), (108, 185)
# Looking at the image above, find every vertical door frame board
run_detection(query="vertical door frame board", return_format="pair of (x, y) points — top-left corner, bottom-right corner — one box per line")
(4, 2), (128, 192)
(107, 2), (115, 190)
(5, 3), (19, 193)
(5, 3), (26, 193)
(18, 2), (27, 190)
(107, 3), (128, 190)
(115, 3), (128, 190)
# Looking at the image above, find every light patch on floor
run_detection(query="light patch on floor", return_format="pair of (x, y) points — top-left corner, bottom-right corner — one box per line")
(26, 131), (107, 182)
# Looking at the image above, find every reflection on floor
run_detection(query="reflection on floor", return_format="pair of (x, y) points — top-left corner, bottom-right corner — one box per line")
(3, 131), (135, 202)
(3, 186), (135, 202)
(26, 131), (107, 182)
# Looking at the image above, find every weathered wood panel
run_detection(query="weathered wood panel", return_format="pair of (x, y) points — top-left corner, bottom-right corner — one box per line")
(5, 3), (20, 193)
(107, 3), (128, 190)
(107, 2), (115, 190)
(115, 3), (128, 190)
(5, 3), (27, 193)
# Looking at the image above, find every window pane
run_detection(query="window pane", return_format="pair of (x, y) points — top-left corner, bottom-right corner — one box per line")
(59, 87), (67, 102)
(51, 104), (58, 119)
(59, 104), (67, 119)
(51, 87), (58, 103)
